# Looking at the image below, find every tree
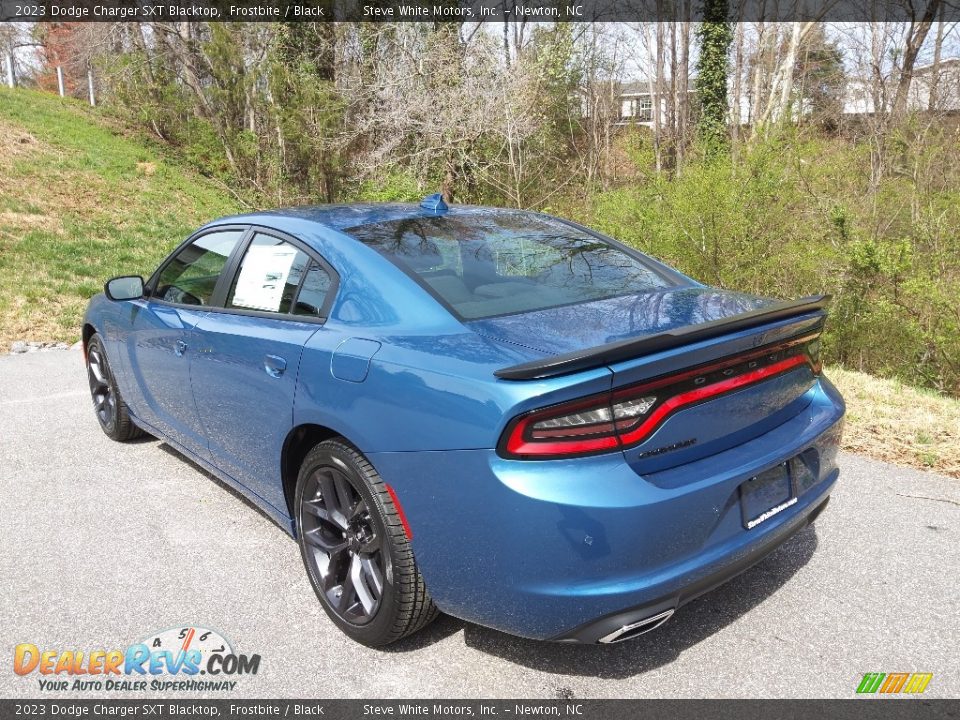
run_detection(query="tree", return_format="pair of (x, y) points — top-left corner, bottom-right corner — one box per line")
(695, 2), (733, 157)
(890, 0), (943, 118)
(795, 24), (845, 131)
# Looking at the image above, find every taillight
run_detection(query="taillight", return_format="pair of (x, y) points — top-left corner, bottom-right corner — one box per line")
(498, 333), (822, 460)
(503, 394), (620, 457)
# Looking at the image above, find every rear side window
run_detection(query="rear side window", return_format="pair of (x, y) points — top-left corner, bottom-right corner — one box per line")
(345, 213), (672, 320)
(292, 262), (333, 317)
(155, 230), (244, 305)
(227, 234), (310, 314)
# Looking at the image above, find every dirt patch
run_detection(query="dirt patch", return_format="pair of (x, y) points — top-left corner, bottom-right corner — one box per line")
(0, 210), (62, 234)
(0, 120), (43, 161)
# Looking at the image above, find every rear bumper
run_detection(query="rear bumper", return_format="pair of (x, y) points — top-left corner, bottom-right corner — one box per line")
(554, 494), (831, 643)
(369, 377), (845, 642)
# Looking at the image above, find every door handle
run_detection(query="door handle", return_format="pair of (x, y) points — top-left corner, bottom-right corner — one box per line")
(174, 339), (187, 357)
(264, 354), (287, 378)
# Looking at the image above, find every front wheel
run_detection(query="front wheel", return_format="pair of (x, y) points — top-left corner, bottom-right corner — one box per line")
(85, 333), (144, 442)
(295, 439), (438, 646)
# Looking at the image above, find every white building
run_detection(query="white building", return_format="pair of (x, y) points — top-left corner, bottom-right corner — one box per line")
(616, 81), (695, 127)
(617, 58), (960, 129)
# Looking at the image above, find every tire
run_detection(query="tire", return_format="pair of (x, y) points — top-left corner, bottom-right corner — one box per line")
(295, 438), (438, 646)
(85, 333), (144, 442)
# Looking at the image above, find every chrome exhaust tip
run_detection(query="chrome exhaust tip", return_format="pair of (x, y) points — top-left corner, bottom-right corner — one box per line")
(597, 608), (675, 644)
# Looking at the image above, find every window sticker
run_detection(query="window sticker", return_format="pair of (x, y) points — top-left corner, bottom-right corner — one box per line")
(231, 244), (299, 312)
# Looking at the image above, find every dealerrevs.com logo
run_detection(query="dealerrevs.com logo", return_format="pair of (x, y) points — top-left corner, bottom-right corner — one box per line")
(13, 626), (260, 693)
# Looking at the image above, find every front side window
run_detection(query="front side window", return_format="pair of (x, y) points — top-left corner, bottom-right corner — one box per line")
(227, 234), (310, 314)
(346, 213), (673, 320)
(154, 230), (244, 305)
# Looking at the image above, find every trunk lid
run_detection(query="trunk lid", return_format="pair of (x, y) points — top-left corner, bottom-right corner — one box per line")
(477, 287), (827, 472)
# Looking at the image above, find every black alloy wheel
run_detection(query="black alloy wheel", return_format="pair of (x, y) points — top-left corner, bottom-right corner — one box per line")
(85, 333), (143, 442)
(87, 341), (116, 428)
(301, 460), (385, 624)
(295, 439), (438, 646)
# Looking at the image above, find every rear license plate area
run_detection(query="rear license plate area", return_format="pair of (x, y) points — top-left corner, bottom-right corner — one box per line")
(740, 462), (796, 530)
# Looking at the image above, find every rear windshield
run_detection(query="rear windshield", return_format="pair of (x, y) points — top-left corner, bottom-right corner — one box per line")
(345, 213), (673, 320)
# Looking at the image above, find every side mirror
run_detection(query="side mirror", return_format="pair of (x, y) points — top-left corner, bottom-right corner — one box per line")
(104, 276), (144, 301)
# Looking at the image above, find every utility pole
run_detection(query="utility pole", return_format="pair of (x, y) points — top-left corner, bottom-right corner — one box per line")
(57, 66), (65, 97)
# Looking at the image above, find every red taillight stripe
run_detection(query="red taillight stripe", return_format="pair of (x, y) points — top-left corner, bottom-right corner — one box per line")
(615, 354), (809, 446)
(502, 348), (815, 459)
(384, 483), (413, 540)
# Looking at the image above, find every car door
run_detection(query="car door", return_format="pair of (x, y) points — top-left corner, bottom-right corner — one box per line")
(122, 227), (248, 456)
(189, 230), (337, 512)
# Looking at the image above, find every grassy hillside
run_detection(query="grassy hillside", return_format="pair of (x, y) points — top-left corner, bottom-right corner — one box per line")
(0, 87), (957, 478)
(0, 87), (240, 347)
(828, 367), (960, 478)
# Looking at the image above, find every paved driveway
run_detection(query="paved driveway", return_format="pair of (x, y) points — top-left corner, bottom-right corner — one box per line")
(1, 350), (957, 698)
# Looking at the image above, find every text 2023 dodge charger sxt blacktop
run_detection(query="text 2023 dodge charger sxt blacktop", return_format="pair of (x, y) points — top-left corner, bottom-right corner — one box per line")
(83, 195), (845, 646)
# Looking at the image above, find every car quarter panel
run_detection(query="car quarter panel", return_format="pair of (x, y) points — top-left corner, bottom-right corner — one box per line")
(293, 321), (613, 453)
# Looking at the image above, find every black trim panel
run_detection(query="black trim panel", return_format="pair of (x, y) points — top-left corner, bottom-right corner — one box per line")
(494, 295), (831, 380)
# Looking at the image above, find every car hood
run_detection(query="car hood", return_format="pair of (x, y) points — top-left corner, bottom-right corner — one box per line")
(466, 286), (779, 357)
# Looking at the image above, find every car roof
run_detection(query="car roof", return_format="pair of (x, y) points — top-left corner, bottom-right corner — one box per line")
(213, 202), (512, 233)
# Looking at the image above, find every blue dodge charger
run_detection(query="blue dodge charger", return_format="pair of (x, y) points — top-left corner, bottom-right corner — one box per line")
(83, 196), (845, 646)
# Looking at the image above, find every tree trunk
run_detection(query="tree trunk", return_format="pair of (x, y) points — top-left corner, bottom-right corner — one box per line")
(676, 14), (690, 170)
(654, 17), (666, 173)
(927, 8), (946, 111)
(667, 21), (677, 172)
(731, 20), (743, 148)
(753, 22), (815, 134)
(502, 18), (510, 69)
(891, 1), (941, 119)
(694, 1), (732, 156)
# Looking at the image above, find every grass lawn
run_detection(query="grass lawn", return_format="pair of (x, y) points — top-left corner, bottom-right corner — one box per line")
(1, 87), (957, 478)
(0, 87), (239, 348)
(827, 366), (960, 478)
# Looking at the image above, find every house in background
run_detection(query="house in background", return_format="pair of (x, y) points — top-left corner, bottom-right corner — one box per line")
(902, 57), (960, 113)
(843, 58), (960, 115)
(616, 58), (960, 130)
(618, 82), (656, 125)
(616, 81), (696, 127)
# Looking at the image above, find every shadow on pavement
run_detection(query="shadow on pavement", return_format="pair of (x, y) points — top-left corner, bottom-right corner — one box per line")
(156, 442), (291, 536)
(387, 526), (819, 681)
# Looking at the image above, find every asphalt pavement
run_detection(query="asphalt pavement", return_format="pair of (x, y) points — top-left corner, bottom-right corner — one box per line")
(1, 349), (957, 698)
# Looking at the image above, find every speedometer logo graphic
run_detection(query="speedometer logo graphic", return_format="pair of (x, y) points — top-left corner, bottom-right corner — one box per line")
(140, 626), (234, 669)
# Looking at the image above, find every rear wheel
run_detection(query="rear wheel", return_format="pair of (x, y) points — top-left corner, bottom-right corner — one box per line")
(295, 439), (438, 646)
(86, 333), (144, 442)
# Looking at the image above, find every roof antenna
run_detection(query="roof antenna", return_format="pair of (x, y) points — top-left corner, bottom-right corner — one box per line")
(420, 193), (448, 214)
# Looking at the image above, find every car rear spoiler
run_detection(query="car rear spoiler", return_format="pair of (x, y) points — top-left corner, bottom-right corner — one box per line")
(494, 294), (832, 381)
